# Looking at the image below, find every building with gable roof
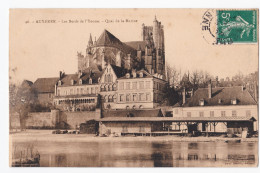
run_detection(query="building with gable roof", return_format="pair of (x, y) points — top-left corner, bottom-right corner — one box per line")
(172, 83), (258, 133)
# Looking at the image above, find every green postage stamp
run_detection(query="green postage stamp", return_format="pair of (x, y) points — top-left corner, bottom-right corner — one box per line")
(217, 10), (257, 44)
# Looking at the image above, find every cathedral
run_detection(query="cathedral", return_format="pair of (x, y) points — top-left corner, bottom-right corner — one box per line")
(77, 16), (165, 78)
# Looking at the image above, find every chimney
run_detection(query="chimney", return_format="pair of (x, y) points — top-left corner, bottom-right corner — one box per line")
(208, 82), (212, 98)
(59, 71), (62, 79)
(78, 70), (82, 78)
(182, 88), (186, 105)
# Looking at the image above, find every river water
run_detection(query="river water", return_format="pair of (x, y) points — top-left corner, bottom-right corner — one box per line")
(12, 139), (258, 167)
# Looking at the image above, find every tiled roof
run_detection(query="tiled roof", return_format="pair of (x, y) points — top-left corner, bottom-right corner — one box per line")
(110, 64), (128, 78)
(33, 77), (59, 93)
(103, 109), (163, 118)
(96, 30), (136, 54)
(99, 116), (256, 122)
(124, 41), (146, 51)
(59, 71), (102, 86)
(183, 86), (257, 107)
(118, 69), (153, 79)
(21, 80), (33, 89)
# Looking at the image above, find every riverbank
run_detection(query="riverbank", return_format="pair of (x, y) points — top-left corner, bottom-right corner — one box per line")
(10, 129), (258, 143)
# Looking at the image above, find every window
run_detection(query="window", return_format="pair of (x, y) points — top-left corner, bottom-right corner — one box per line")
(119, 82), (124, 90)
(119, 94), (124, 102)
(199, 112), (204, 117)
(57, 89), (60, 96)
(58, 80), (62, 86)
(146, 93), (151, 101)
(112, 95), (117, 102)
(80, 88), (83, 94)
(187, 112), (191, 117)
(139, 81), (144, 89)
(104, 95), (108, 102)
(79, 79), (82, 85)
(199, 99), (204, 106)
(122, 126), (128, 133)
(126, 82), (130, 90)
(145, 81), (151, 89)
(126, 94), (131, 102)
(246, 110), (251, 117)
(112, 83), (117, 91)
(89, 78), (92, 84)
(139, 126), (145, 132)
(221, 111), (226, 117)
(139, 72), (143, 77)
(91, 87), (94, 94)
(218, 99), (222, 104)
(139, 93), (145, 101)
(210, 111), (214, 117)
(133, 94), (138, 101)
(108, 95), (113, 102)
(86, 88), (89, 94)
(231, 99), (237, 105)
(77, 88), (79, 94)
(126, 73), (130, 78)
(232, 110), (237, 117)
(132, 82), (137, 89)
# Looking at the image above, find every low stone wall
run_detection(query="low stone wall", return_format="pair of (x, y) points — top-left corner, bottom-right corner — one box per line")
(61, 110), (100, 129)
(26, 112), (54, 129)
(24, 109), (101, 129)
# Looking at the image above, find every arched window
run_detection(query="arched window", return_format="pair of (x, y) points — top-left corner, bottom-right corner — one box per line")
(132, 105), (136, 109)
(100, 85), (104, 92)
(109, 84), (113, 91)
(105, 75), (108, 83)
(112, 83), (117, 91)
(108, 95), (113, 102)
(139, 105), (143, 109)
(112, 95), (117, 102)
(103, 95), (107, 102)
(79, 79), (82, 85)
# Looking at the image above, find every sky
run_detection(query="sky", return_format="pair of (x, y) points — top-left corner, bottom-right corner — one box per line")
(9, 9), (258, 83)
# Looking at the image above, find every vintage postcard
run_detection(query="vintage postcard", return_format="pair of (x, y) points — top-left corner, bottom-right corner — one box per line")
(9, 9), (258, 167)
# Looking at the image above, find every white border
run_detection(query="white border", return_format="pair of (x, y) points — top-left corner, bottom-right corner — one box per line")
(1, 0), (260, 173)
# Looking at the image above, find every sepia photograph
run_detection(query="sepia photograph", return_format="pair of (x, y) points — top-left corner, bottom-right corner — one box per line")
(8, 8), (258, 167)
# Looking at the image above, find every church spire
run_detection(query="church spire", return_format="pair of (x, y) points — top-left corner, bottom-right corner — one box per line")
(88, 34), (93, 46)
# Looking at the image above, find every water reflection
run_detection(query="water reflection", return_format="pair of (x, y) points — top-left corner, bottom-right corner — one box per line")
(12, 140), (257, 167)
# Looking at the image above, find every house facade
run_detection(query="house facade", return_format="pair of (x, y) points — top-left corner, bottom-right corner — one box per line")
(172, 84), (258, 133)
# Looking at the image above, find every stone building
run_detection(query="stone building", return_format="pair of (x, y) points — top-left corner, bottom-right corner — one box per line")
(53, 67), (102, 112)
(78, 16), (165, 77)
(33, 77), (59, 105)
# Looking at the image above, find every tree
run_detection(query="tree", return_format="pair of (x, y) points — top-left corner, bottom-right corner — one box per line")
(9, 80), (37, 130)
(166, 63), (180, 88)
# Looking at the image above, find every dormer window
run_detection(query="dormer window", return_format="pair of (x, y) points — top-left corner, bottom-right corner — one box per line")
(71, 79), (74, 85)
(139, 72), (143, 78)
(218, 99), (222, 104)
(89, 78), (92, 84)
(58, 80), (62, 86)
(126, 73), (130, 78)
(133, 72), (136, 78)
(79, 79), (82, 85)
(231, 99), (237, 105)
(199, 99), (204, 106)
